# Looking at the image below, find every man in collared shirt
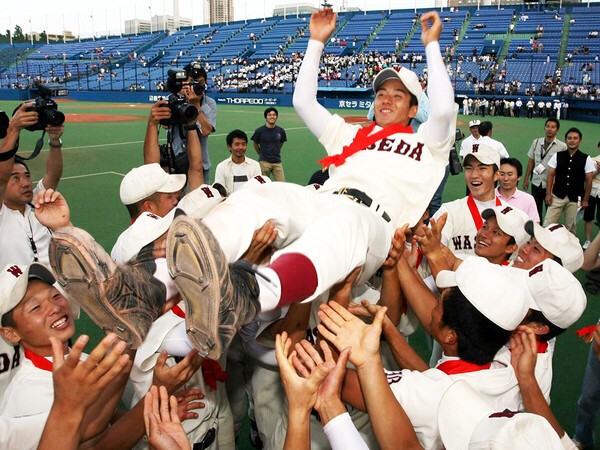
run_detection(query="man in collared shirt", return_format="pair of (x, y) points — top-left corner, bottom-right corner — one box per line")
(496, 157), (540, 222)
(544, 127), (595, 234)
(523, 118), (567, 221)
(214, 130), (261, 194)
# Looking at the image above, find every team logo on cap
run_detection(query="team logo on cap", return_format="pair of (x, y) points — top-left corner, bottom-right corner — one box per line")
(548, 224), (564, 232)
(147, 213), (160, 220)
(499, 206), (513, 215)
(200, 187), (215, 198)
(528, 264), (544, 277)
(254, 175), (268, 184)
(6, 265), (23, 278)
(472, 144), (479, 152)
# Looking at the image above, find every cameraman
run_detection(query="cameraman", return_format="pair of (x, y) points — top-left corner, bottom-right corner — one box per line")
(0, 103), (64, 268)
(144, 63), (216, 184)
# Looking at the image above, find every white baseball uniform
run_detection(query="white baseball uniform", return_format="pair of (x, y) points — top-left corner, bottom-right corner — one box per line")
(434, 195), (504, 256)
(123, 306), (234, 449)
(0, 413), (48, 450)
(477, 135), (510, 159)
(201, 38), (455, 303)
(0, 341), (22, 398)
(386, 347), (520, 450)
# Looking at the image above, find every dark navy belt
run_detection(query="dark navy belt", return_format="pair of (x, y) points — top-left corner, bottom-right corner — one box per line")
(333, 187), (391, 223)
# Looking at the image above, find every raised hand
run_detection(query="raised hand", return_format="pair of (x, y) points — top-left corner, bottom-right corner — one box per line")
(33, 188), (72, 230)
(152, 349), (203, 394)
(309, 8), (338, 44)
(420, 11), (443, 47)
(144, 385), (192, 450)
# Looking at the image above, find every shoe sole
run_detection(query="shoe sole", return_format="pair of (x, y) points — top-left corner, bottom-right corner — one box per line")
(167, 216), (222, 359)
(49, 229), (143, 348)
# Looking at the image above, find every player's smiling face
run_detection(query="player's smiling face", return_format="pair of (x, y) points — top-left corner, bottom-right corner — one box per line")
(475, 216), (517, 264)
(374, 79), (418, 128)
(463, 155), (498, 201)
(512, 237), (556, 270)
(1, 280), (75, 356)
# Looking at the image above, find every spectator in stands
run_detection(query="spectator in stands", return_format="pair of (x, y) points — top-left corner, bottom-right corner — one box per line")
(214, 130), (261, 194)
(252, 107), (287, 182)
(0, 104), (64, 269)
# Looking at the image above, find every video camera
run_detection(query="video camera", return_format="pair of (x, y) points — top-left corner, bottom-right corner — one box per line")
(449, 128), (464, 175)
(161, 69), (199, 126)
(25, 84), (65, 132)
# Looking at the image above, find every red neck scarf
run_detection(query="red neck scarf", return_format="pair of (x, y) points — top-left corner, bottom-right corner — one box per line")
(319, 122), (413, 169)
(24, 348), (53, 372)
(467, 194), (502, 230)
(437, 359), (491, 375)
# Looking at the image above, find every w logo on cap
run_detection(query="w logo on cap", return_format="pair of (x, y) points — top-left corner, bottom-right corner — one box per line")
(500, 206), (513, 215)
(548, 224), (564, 232)
(6, 266), (23, 278)
(472, 144), (479, 153)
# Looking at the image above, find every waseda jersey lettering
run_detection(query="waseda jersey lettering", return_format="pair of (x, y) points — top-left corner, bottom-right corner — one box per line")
(365, 137), (424, 162)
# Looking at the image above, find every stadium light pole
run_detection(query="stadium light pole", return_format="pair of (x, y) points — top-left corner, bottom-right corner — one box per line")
(28, 18), (33, 46)
(149, 5), (153, 34)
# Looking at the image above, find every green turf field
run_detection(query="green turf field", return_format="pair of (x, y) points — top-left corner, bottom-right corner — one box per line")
(7, 99), (600, 444)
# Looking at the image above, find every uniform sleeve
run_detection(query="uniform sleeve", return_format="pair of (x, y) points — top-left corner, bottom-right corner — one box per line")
(323, 413), (369, 450)
(280, 127), (287, 143)
(499, 142), (510, 158)
(251, 128), (260, 144)
(292, 39), (335, 139)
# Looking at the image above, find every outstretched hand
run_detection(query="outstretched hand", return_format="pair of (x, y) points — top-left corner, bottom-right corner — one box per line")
(144, 385), (192, 450)
(510, 325), (538, 384)
(421, 11), (443, 47)
(317, 301), (387, 369)
(33, 188), (72, 230)
(309, 8), (338, 44)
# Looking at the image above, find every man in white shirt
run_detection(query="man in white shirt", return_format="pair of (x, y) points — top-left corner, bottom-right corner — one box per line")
(214, 130), (261, 194)
(477, 121), (510, 159)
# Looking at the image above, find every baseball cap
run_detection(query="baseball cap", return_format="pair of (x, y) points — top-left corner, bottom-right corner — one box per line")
(481, 205), (530, 246)
(509, 259), (586, 329)
(111, 209), (176, 264)
(372, 67), (423, 100)
(436, 256), (528, 331)
(524, 221), (584, 273)
(469, 120), (481, 128)
(120, 163), (186, 205)
(463, 143), (501, 168)
(0, 263), (56, 319)
(438, 380), (563, 450)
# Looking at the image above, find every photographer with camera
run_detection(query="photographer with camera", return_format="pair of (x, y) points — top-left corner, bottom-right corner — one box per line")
(0, 102), (64, 269)
(144, 62), (216, 184)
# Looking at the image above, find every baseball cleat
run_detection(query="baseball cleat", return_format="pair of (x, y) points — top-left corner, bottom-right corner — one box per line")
(167, 215), (260, 360)
(49, 227), (165, 349)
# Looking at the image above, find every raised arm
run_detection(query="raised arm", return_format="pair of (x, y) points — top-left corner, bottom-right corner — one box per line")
(0, 104), (38, 204)
(419, 12), (455, 144)
(292, 8), (336, 139)
(41, 124), (64, 190)
(143, 100), (171, 164)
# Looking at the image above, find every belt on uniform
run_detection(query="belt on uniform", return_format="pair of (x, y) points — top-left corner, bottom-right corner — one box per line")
(332, 187), (391, 223)
(193, 427), (216, 450)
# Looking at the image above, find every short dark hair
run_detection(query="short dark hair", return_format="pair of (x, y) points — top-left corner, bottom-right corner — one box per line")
(441, 287), (512, 365)
(545, 118), (560, 130)
(226, 129), (248, 146)
(13, 157), (30, 174)
(500, 157), (523, 177)
(527, 310), (566, 342)
(565, 127), (582, 140)
(478, 121), (493, 137)
(264, 107), (279, 118)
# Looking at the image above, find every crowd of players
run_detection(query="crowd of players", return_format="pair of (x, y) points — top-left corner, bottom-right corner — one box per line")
(1, 8), (600, 450)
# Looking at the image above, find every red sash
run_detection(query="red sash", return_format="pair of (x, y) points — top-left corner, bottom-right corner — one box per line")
(169, 304), (228, 390)
(437, 359), (491, 375)
(537, 341), (548, 354)
(467, 195), (502, 230)
(319, 122), (413, 169)
(24, 348), (53, 372)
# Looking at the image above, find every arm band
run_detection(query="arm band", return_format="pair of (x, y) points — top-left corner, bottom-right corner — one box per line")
(0, 147), (18, 162)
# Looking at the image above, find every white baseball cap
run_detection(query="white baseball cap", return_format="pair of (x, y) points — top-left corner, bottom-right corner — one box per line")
(463, 143), (501, 168)
(481, 205), (530, 246)
(436, 256), (528, 331)
(177, 184), (225, 219)
(0, 263), (56, 319)
(469, 120), (481, 128)
(119, 163), (186, 205)
(524, 221), (584, 273)
(111, 209), (176, 264)
(372, 67), (423, 100)
(508, 259), (586, 329)
(438, 380), (564, 450)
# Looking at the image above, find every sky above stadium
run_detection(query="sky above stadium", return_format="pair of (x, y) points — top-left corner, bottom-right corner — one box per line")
(1, 0), (439, 39)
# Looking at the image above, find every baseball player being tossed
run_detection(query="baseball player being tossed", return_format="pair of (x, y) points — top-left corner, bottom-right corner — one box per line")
(51, 8), (456, 361)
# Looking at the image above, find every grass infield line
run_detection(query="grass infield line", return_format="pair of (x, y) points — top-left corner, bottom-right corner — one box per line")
(60, 171), (125, 180)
